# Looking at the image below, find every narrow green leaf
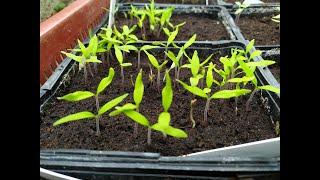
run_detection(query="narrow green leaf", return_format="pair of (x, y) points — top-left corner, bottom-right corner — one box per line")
(177, 80), (208, 98)
(134, 69), (144, 106)
(61, 52), (83, 63)
(200, 54), (213, 67)
(211, 89), (251, 99)
(165, 51), (178, 66)
(246, 39), (255, 54)
(97, 68), (115, 94)
(206, 63), (215, 88)
(109, 103), (137, 116)
(190, 50), (200, 76)
(120, 63), (132, 67)
(123, 45), (138, 52)
(246, 60), (276, 67)
(140, 45), (159, 51)
(114, 45), (123, 64)
(162, 71), (173, 112)
(164, 126), (188, 138)
(77, 40), (89, 57)
(144, 50), (159, 68)
(227, 76), (255, 83)
(98, 93), (129, 115)
(53, 111), (95, 126)
(167, 28), (178, 46)
(57, 91), (95, 102)
(258, 85), (280, 94)
(87, 35), (98, 55)
(123, 110), (150, 127)
(86, 56), (102, 63)
(183, 34), (196, 49)
(249, 50), (262, 60)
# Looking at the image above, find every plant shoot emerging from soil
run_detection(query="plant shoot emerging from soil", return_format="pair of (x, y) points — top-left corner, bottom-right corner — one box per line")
(110, 70), (187, 145)
(53, 68), (128, 136)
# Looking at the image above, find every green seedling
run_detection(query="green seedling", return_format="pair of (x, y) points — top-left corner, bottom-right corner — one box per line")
(144, 50), (168, 92)
(133, 69), (144, 136)
(110, 70), (187, 145)
(144, 0), (166, 34)
(165, 34), (197, 84)
(129, 5), (148, 39)
(181, 50), (213, 88)
(61, 35), (102, 83)
(234, 1), (250, 24)
(98, 27), (123, 66)
(114, 44), (138, 86)
(53, 68), (128, 136)
(178, 62), (252, 124)
(156, 6), (175, 37)
(138, 45), (160, 71)
(236, 55), (280, 111)
(113, 25), (139, 45)
(154, 23), (185, 60)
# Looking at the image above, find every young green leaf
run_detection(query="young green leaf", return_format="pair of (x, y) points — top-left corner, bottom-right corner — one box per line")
(120, 63), (133, 67)
(211, 89), (251, 99)
(206, 63), (215, 88)
(151, 112), (187, 138)
(183, 34), (196, 49)
(246, 60), (276, 67)
(200, 54), (214, 67)
(144, 50), (159, 68)
(177, 80), (208, 98)
(162, 71), (173, 112)
(165, 51), (178, 66)
(61, 52), (83, 63)
(164, 126), (188, 138)
(249, 50), (262, 60)
(227, 76), (255, 83)
(77, 40), (89, 58)
(87, 35), (98, 55)
(190, 50), (200, 76)
(98, 93), (129, 115)
(246, 39), (255, 54)
(123, 110), (150, 127)
(57, 91), (95, 102)
(258, 85), (280, 94)
(86, 56), (102, 63)
(114, 45), (123, 64)
(140, 45), (160, 51)
(53, 111), (95, 126)
(97, 68), (115, 94)
(167, 28), (179, 46)
(190, 74), (203, 87)
(134, 69), (144, 107)
(109, 103), (137, 116)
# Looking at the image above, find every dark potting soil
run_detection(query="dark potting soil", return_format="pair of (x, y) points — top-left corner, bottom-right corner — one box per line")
(236, 14), (280, 45)
(40, 50), (277, 156)
(225, 0), (280, 3)
(115, 14), (230, 41)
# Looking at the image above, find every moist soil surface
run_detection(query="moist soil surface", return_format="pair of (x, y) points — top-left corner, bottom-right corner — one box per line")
(115, 14), (230, 41)
(40, 50), (277, 156)
(237, 14), (279, 45)
(225, 0), (279, 3)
